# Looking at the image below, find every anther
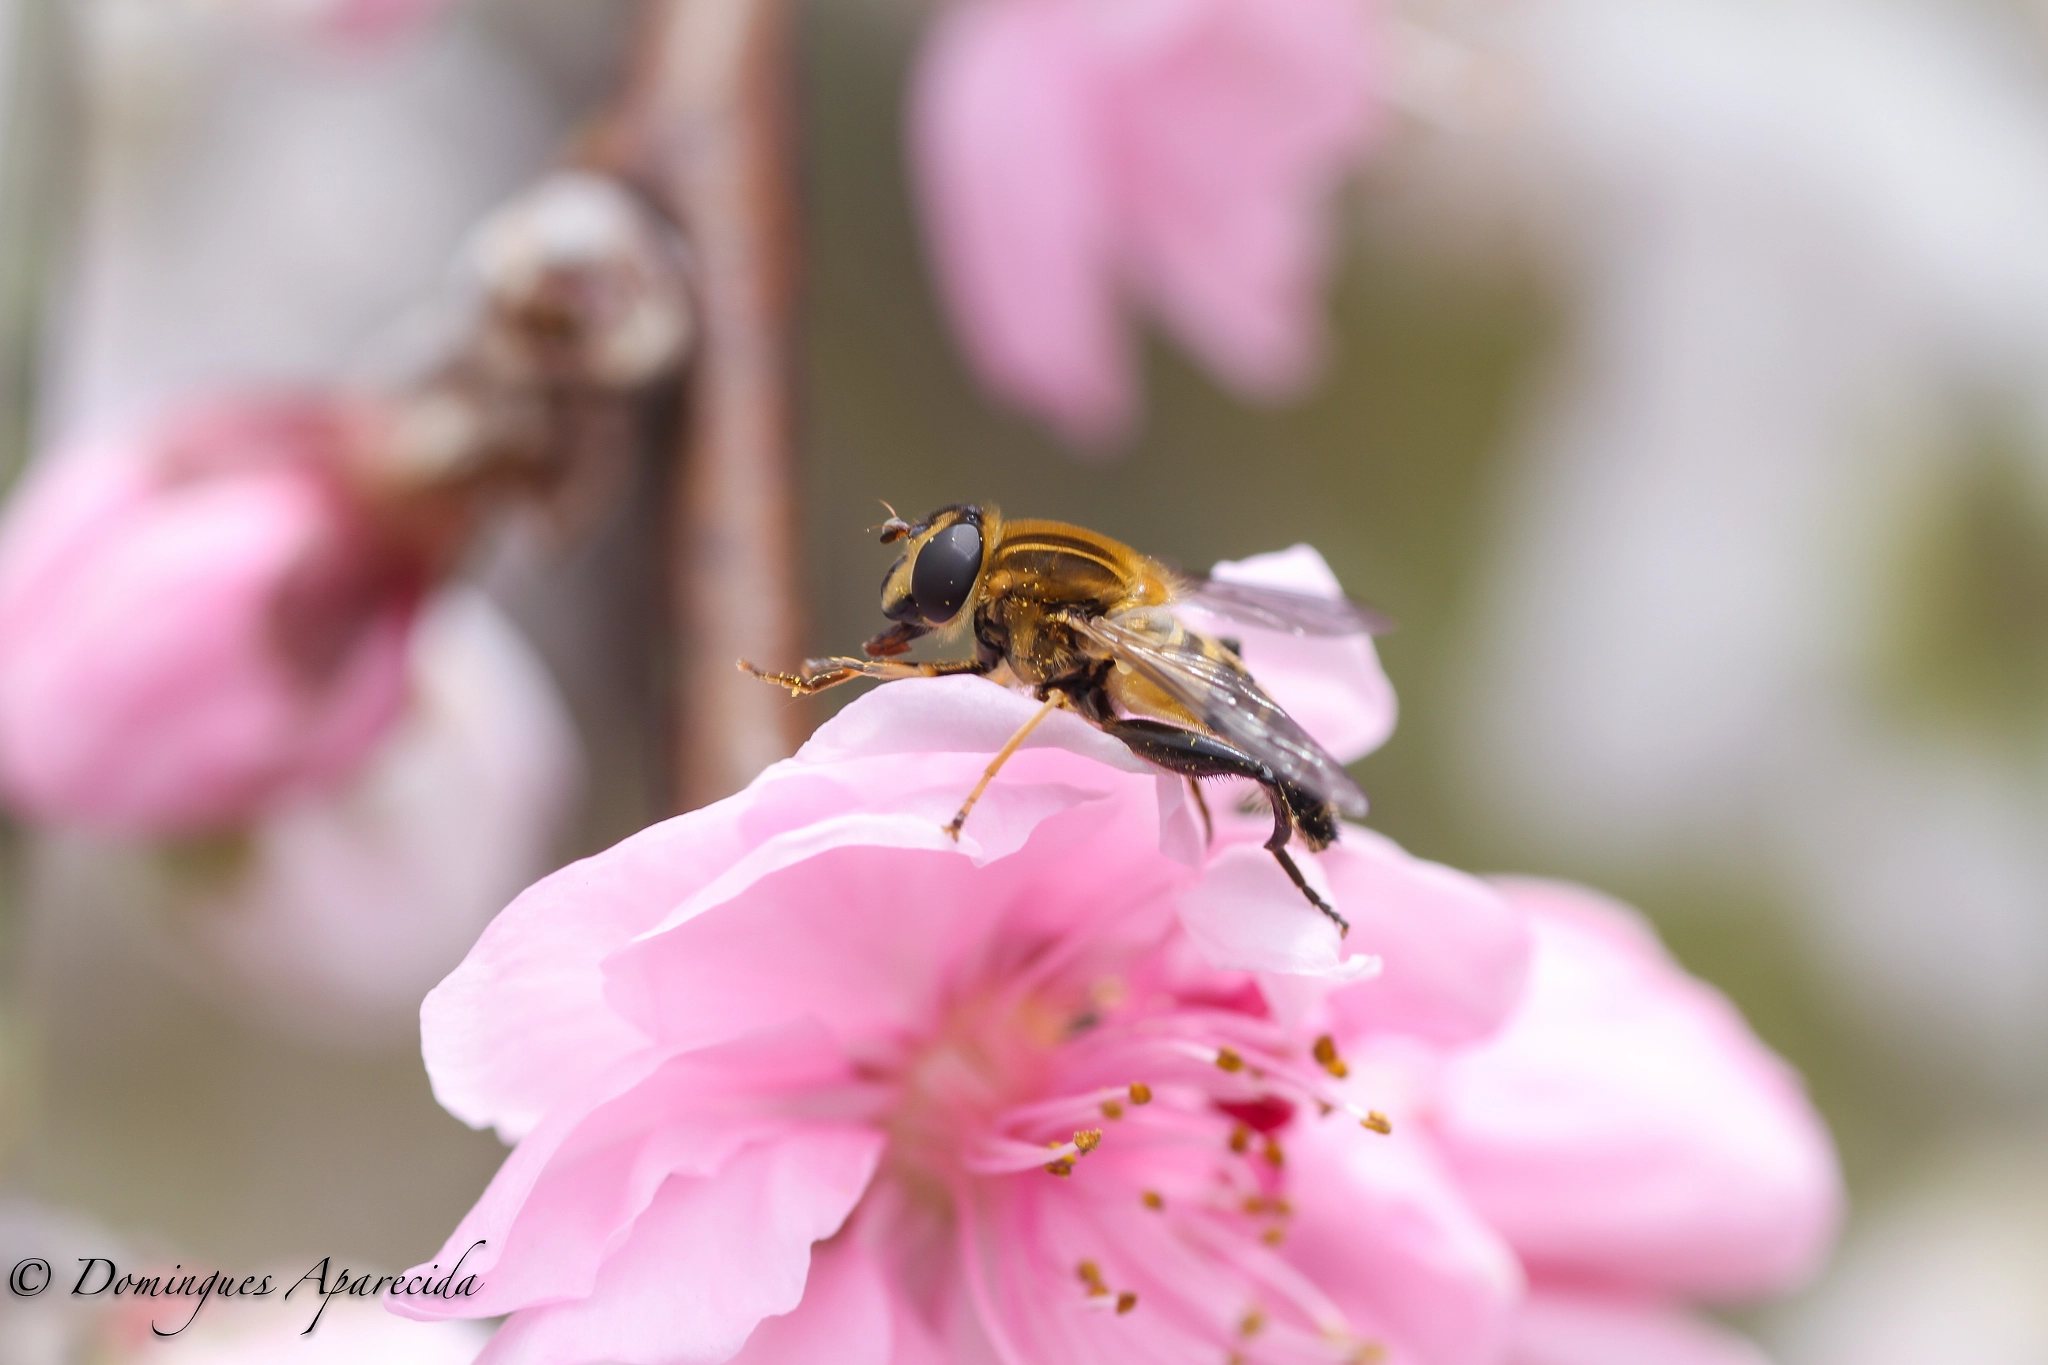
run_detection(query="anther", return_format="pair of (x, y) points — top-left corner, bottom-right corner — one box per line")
(1141, 1190), (1165, 1211)
(1348, 1344), (1389, 1364)
(1361, 1111), (1393, 1136)
(1101, 1100), (1125, 1120)
(1215, 1048), (1245, 1073)
(1045, 1157), (1075, 1177)
(1261, 1136), (1284, 1168)
(1128, 1083), (1153, 1105)
(1261, 1227), (1286, 1246)
(1239, 1309), (1267, 1338)
(1073, 1128), (1103, 1154)
(1076, 1261), (1107, 1296)
(1116, 1292), (1137, 1314)
(1312, 1034), (1350, 1080)
(1228, 1124), (1252, 1154)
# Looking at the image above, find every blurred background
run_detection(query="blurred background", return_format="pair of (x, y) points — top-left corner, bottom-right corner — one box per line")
(2, 0), (2046, 1360)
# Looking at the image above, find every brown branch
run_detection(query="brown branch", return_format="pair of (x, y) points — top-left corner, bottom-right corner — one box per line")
(607, 0), (809, 810)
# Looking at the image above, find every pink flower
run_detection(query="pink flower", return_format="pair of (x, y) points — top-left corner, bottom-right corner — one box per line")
(395, 687), (1529, 1361)
(910, 0), (1378, 448)
(0, 397), (424, 837)
(396, 547), (1838, 1365)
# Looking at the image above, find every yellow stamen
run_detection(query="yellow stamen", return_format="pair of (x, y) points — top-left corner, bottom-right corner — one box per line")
(1076, 1261), (1107, 1295)
(1361, 1111), (1393, 1136)
(1261, 1136), (1285, 1168)
(1141, 1190), (1164, 1211)
(1349, 1344), (1389, 1364)
(1045, 1157), (1075, 1177)
(1215, 1048), (1245, 1073)
(1128, 1082), (1153, 1105)
(1312, 1034), (1351, 1079)
(1261, 1227), (1286, 1246)
(1240, 1308), (1267, 1338)
(1115, 1291), (1137, 1314)
(1101, 1100), (1125, 1120)
(1073, 1128), (1103, 1154)
(1228, 1124), (1252, 1154)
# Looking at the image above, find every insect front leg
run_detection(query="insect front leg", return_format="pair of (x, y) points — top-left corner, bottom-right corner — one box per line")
(1096, 718), (1349, 937)
(738, 655), (993, 697)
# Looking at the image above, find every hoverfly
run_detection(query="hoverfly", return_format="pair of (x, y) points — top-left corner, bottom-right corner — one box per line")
(742, 505), (1389, 934)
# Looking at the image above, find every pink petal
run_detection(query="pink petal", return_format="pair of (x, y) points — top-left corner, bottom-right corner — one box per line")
(1110, 0), (1376, 397)
(1188, 544), (1396, 763)
(1286, 1114), (1525, 1365)
(726, 1234), (894, 1365)
(1511, 1292), (1771, 1365)
(473, 1128), (885, 1365)
(424, 678), (1177, 1140)
(1177, 841), (1380, 980)
(1430, 880), (1844, 1300)
(909, 0), (1133, 446)
(605, 792), (1186, 1056)
(398, 1023), (867, 1320)
(1320, 827), (1531, 1044)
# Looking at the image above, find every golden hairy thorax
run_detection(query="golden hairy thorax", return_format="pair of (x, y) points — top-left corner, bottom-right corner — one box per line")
(976, 519), (1177, 688)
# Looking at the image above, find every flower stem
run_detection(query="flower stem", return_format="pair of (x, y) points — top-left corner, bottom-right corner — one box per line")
(604, 0), (810, 810)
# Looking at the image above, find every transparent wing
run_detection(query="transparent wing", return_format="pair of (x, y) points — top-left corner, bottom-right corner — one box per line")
(1178, 577), (1393, 637)
(1072, 609), (1369, 819)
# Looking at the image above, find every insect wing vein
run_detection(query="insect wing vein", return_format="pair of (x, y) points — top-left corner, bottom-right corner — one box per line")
(1074, 610), (1369, 818)
(1177, 577), (1392, 637)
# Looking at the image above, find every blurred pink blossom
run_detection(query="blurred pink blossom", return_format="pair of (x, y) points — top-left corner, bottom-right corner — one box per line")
(0, 397), (424, 837)
(910, 0), (1379, 448)
(1412, 880), (1845, 1365)
(225, 0), (454, 46)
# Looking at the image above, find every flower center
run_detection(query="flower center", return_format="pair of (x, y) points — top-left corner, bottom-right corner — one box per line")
(864, 966), (1397, 1362)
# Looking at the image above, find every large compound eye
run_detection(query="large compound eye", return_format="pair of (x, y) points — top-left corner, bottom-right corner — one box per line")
(911, 521), (982, 624)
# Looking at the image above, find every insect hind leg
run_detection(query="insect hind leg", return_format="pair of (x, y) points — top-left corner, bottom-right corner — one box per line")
(1097, 718), (1349, 937)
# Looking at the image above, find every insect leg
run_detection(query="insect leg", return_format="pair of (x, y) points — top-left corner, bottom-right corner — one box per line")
(945, 691), (1068, 841)
(1186, 778), (1214, 847)
(738, 656), (991, 697)
(1095, 719), (1349, 936)
(1266, 844), (1347, 937)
